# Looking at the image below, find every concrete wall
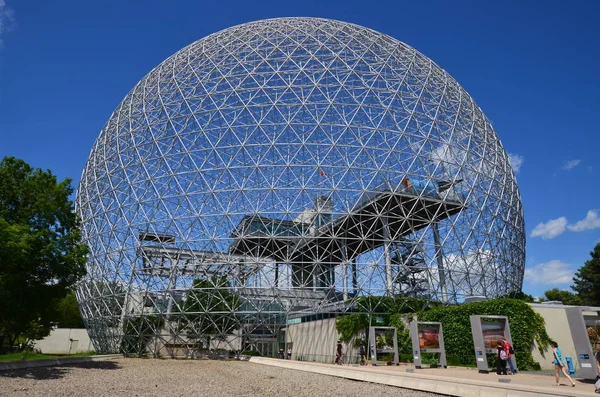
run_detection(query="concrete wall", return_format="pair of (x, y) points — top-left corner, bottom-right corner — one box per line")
(529, 305), (574, 370)
(287, 317), (361, 363)
(529, 304), (599, 372)
(34, 328), (94, 354)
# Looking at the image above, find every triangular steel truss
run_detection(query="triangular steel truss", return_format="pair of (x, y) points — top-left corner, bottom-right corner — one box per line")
(75, 17), (525, 356)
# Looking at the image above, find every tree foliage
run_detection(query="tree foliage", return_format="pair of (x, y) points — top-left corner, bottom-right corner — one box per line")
(179, 277), (240, 347)
(54, 290), (85, 328)
(120, 315), (165, 356)
(503, 291), (536, 303)
(0, 157), (88, 345)
(572, 242), (600, 306)
(543, 288), (583, 306)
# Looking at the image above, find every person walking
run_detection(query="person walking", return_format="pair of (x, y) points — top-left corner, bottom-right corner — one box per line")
(359, 344), (366, 365)
(287, 347), (292, 360)
(501, 337), (517, 374)
(551, 341), (575, 387)
(594, 341), (600, 393)
(335, 340), (343, 365)
(596, 341), (600, 373)
(496, 340), (507, 375)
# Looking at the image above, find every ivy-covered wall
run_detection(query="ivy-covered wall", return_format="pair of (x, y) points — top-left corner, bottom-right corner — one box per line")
(336, 298), (552, 370)
(422, 299), (551, 369)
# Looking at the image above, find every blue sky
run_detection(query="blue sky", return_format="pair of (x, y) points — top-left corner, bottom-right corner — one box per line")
(0, 0), (598, 298)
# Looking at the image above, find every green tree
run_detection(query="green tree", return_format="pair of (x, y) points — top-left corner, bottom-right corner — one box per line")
(543, 288), (583, 306)
(504, 291), (536, 302)
(572, 242), (600, 306)
(120, 315), (164, 356)
(0, 157), (88, 347)
(54, 290), (85, 328)
(179, 277), (240, 349)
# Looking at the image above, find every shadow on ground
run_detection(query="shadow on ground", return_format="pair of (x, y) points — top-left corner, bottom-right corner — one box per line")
(0, 360), (121, 380)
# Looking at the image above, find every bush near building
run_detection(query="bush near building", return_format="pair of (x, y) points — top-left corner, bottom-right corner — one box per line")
(337, 297), (551, 370)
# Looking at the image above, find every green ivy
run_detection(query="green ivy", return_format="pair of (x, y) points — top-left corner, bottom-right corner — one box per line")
(336, 313), (368, 342)
(421, 299), (551, 370)
(388, 313), (413, 355)
(336, 298), (551, 371)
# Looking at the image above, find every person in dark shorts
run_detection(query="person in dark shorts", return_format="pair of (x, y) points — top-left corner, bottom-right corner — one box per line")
(594, 342), (600, 393)
(496, 340), (507, 375)
(359, 344), (366, 365)
(335, 340), (343, 364)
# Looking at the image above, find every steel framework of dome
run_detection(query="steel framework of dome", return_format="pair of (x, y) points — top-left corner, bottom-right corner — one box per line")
(76, 17), (525, 356)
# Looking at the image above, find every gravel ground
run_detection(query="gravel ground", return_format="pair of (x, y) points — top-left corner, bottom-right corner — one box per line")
(0, 358), (443, 397)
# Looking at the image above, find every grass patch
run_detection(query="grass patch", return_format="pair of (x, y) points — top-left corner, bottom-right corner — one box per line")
(0, 352), (95, 362)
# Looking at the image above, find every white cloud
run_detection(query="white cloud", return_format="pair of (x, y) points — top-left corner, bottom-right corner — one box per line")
(530, 217), (568, 239)
(567, 210), (600, 232)
(508, 153), (524, 173)
(524, 260), (574, 286)
(562, 159), (581, 171)
(0, 0), (14, 47)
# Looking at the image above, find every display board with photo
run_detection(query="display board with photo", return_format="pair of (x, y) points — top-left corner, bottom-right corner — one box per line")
(481, 320), (506, 351)
(418, 325), (441, 350)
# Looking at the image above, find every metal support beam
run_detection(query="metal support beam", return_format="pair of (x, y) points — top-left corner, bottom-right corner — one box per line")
(432, 222), (447, 303)
(352, 258), (358, 292)
(382, 216), (393, 295)
(341, 239), (348, 301)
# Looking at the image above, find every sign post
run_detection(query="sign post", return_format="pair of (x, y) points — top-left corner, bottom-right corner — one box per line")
(469, 315), (513, 374)
(565, 307), (599, 379)
(369, 326), (399, 366)
(410, 321), (447, 369)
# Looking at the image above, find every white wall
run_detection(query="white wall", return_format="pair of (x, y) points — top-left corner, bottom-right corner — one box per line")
(287, 317), (360, 363)
(528, 304), (599, 371)
(34, 328), (94, 354)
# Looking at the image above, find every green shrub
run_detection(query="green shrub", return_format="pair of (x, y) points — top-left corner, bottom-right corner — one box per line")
(421, 299), (551, 370)
(336, 297), (551, 371)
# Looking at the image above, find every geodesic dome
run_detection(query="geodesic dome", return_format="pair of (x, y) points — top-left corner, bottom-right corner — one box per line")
(76, 17), (525, 355)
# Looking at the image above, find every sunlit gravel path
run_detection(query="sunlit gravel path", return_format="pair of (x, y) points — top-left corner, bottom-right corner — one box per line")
(0, 358), (444, 396)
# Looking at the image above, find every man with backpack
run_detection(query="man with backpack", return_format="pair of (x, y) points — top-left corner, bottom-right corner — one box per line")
(502, 337), (517, 374)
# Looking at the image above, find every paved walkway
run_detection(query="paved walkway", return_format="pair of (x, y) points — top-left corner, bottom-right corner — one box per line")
(249, 357), (598, 397)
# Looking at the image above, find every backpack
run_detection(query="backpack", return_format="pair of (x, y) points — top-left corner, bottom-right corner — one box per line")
(500, 349), (508, 360)
(508, 345), (514, 355)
